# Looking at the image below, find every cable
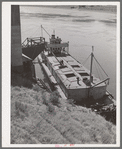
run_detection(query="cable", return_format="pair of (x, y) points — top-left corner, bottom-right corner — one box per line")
(21, 24), (39, 33)
(41, 25), (51, 37)
(97, 62), (104, 80)
(82, 54), (91, 65)
(94, 59), (100, 79)
(22, 27), (36, 34)
(93, 56), (106, 80)
(32, 27), (40, 37)
(30, 26), (40, 38)
(94, 56), (108, 77)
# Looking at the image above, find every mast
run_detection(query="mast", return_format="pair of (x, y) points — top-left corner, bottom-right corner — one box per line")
(88, 46), (94, 98)
(41, 25), (43, 37)
(90, 46), (94, 87)
(53, 30), (55, 35)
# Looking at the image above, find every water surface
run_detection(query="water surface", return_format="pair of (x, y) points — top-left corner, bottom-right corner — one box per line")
(20, 6), (117, 98)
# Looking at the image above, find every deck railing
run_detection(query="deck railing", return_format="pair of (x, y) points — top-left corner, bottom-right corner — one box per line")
(22, 37), (45, 48)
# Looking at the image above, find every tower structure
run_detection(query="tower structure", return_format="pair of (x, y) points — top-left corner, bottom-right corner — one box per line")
(11, 5), (23, 73)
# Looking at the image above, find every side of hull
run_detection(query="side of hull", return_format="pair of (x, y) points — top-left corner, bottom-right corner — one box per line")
(68, 86), (107, 101)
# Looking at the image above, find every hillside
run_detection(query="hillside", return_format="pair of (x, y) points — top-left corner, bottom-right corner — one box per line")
(11, 85), (116, 144)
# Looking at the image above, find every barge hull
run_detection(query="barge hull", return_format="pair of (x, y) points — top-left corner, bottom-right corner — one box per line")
(41, 53), (107, 101)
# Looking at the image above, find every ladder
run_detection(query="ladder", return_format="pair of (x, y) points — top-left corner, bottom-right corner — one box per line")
(37, 78), (51, 93)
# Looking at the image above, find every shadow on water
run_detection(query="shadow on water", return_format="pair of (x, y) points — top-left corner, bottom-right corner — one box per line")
(21, 13), (72, 18)
(72, 19), (96, 22)
(99, 19), (116, 24)
(21, 12), (91, 20)
(97, 19), (116, 27)
(73, 96), (116, 125)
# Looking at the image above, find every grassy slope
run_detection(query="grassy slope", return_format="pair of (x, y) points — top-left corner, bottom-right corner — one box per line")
(11, 86), (116, 144)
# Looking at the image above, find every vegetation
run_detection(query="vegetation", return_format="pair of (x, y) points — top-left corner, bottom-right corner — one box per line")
(67, 98), (76, 106)
(11, 85), (116, 144)
(47, 103), (56, 115)
(32, 84), (41, 92)
(49, 91), (60, 106)
(42, 93), (49, 105)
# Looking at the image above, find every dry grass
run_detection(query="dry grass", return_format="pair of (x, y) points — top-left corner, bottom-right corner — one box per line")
(11, 86), (116, 144)
(32, 84), (41, 92)
(49, 91), (60, 106)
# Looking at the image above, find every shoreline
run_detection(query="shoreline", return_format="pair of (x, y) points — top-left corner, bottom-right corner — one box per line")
(24, 5), (117, 13)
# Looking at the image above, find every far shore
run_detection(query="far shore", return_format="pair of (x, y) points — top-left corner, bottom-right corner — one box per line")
(24, 5), (117, 13)
(78, 5), (117, 13)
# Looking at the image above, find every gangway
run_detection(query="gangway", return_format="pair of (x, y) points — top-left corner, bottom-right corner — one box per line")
(22, 37), (46, 60)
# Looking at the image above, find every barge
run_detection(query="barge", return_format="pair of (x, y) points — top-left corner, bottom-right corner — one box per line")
(40, 33), (111, 102)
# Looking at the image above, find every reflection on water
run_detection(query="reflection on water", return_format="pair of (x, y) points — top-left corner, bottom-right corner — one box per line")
(20, 6), (117, 98)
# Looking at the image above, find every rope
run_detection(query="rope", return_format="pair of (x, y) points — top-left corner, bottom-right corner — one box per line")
(22, 38), (27, 45)
(30, 26), (40, 38)
(94, 56), (108, 77)
(31, 27), (40, 37)
(94, 59), (101, 79)
(82, 54), (91, 65)
(21, 26), (37, 34)
(81, 52), (108, 80)
(41, 25), (51, 37)
(97, 62), (104, 80)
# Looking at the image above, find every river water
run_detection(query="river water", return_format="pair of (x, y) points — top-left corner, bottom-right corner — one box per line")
(20, 5), (117, 98)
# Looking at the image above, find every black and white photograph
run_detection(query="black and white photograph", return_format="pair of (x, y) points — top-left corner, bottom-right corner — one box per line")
(2, 2), (120, 147)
